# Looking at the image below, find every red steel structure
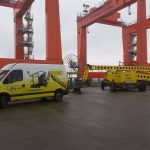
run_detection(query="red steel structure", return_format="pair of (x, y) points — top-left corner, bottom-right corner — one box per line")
(77, 0), (150, 78)
(0, 0), (62, 66)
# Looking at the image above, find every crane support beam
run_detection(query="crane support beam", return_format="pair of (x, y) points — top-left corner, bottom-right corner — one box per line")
(15, 0), (34, 17)
(97, 13), (126, 27)
(100, 13), (120, 22)
(0, 2), (16, 8)
(45, 0), (62, 64)
(98, 20), (125, 27)
(14, 15), (24, 59)
(122, 18), (150, 65)
(137, 0), (147, 65)
(14, 0), (34, 59)
(122, 27), (150, 66)
(77, 26), (87, 76)
(122, 27), (132, 65)
(125, 18), (150, 31)
(77, 0), (136, 27)
(122, 0), (149, 66)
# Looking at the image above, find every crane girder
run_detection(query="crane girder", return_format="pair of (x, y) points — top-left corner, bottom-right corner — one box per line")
(97, 13), (126, 27)
(122, 18), (150, 33)
(77, 0), (137, 27)
(0, 1), (17, 8)
(15, 0), (34, 17)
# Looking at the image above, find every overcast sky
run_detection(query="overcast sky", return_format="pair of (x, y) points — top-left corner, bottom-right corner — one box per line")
(0, 0), (150, 65)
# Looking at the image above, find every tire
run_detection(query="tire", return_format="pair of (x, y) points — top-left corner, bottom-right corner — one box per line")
(101, 80), (105, 90)
(138, 84), (146, 92)
(74, 88), (81, 94)
(54, 90), (63, 101)
(0, 95), (8, 108)
(110, 82), (116, 92)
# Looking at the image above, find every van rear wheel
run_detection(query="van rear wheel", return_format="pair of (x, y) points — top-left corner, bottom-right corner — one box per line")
(0, 95), (8, 108)
(54, 90), (63, 101)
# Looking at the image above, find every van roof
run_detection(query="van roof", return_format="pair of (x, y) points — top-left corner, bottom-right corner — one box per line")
(1, 63), (65, 71)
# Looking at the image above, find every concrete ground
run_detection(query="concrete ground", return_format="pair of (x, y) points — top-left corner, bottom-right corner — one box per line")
(0, 87), (150, 150)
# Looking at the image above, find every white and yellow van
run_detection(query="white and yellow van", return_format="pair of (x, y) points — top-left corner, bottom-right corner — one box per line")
(0, 63), (69, 108)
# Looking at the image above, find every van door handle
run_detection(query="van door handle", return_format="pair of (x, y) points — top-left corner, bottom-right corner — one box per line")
(22, 84), (25, 87)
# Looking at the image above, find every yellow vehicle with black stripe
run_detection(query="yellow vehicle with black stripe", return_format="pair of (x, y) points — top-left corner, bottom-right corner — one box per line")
(102, 70), (148, 92)
(0, 63), (69, 108)
(87, 65), (150, 92)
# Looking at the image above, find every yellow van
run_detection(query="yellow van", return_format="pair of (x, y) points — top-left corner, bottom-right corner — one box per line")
(0, 63), (69, 108)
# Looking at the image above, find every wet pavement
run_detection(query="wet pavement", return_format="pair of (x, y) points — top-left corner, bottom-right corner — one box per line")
(0, 87), (150, 150)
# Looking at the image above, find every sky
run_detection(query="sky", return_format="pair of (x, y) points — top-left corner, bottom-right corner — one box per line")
(0, 0), (150, 65)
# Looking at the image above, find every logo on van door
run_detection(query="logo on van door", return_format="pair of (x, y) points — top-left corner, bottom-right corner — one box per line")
(29, 71), (48, 88)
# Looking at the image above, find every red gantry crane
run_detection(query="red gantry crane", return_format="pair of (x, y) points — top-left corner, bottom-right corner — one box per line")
(77, 0), (150, 78)
(0, 0), (150, 79)
(0, 0), (62, 66)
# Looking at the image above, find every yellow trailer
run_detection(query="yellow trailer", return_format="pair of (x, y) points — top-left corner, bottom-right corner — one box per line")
(84, 65), (150, 92)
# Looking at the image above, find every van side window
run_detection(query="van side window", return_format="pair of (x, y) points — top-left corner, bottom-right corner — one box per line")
(4, 70), (23, 84)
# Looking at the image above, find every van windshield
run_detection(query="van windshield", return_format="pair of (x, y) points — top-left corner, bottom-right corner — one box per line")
(0, 70), (9, 81)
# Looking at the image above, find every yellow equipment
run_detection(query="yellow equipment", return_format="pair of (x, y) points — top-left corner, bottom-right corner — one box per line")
(48, 70), (68, 89)
(83, 65), (150, 92)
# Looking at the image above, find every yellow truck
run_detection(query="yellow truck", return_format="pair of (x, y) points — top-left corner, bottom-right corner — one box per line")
(0, 63), (69, 108)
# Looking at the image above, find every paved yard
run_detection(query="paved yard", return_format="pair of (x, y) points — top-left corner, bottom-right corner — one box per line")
(0, 87), (150, 150)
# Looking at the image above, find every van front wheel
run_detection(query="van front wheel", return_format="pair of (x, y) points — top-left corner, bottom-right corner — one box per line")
(54, 90), (63, 101)
(0, 95), (8, 108)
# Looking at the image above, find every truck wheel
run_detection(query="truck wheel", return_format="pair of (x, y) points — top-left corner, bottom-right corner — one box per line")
(110, 82), (116, 92)
(101, 80), (105, 90)
(74, 88), (81, 94)
(54, 90), (63, 101)
(138, 84), (146, 92)
(0, 95), (8, 108)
